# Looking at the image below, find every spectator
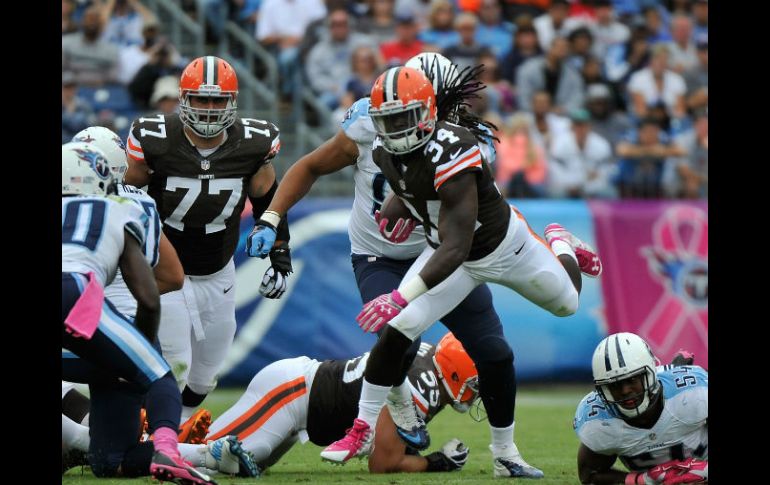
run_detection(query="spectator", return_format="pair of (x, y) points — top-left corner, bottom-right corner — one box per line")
(566, 26), (594, 72)
(500, 20), (542, 88)
(475, 0), (515, 60)
(666, 14), (698, 74)
(236, 0), (262, 32)
(547, 108), (615, 198)
(516, 37), (585, 115)
(257, 0), (327, 98)
(127, 38), (184, 109)
(338, 45), (383, 113)
(380, 10), (424, 66)
(500, 0), (550, 22)
(306, 9), (376, 109)
(62, 6), (120, 86)
(444, 13), (489, 73)
(149, 75), (181, 115)
(533, 0), (579, 52)
(580, 55), (604, 86)
(589, 0), (629, 59)
(628, 44), (687, 120)
(475, 52), (516, 116)
(418, 0), (460, 50)
(529, 90), (571, 151)
(673, 112), (707, 198)
(101, 0), (157, 48)
(357, 0), (397, 45)
(604, 23), (650, 84)
(62, 72), (95, 143)
(642, 5), (671, 44)
(616, 117), (686, 198)
(684, 40), (707, 115)
(63, 0), (79, 35)
(395, 0), (432, 29)
(585, 83), (633, 156)
(117, 20), (162, 85)
(692, 0), (708, 44)
(494, 112), (548, 198)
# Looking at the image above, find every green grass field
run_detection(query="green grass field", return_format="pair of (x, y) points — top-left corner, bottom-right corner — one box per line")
(63, 385), (592, 485)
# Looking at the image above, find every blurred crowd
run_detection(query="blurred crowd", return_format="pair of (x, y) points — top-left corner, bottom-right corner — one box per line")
(63, 0), (707, 199)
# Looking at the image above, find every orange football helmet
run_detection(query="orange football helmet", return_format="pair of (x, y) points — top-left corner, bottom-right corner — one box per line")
(432, 332), (479, 413)
(369, 66), (437, 154)
(179, 56), (239, 138)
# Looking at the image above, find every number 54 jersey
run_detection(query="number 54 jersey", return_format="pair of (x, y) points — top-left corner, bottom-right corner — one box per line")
(127, 115), (280, 276)
(573, 365), (708, 471)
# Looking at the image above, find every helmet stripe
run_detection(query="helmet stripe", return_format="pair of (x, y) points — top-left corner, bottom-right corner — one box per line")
(391, 67), (401, 101)
(384, 68), (396, 102)
(604, 338), (612, 371)
(614, 334), (626, 367)
(206, 56), (217, 85)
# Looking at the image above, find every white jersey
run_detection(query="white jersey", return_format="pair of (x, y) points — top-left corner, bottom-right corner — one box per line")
(342, 97), (425, 260)
(574, 365), (708, 472)
(62, 195), (149, 287)
(103, 184), (161, 318)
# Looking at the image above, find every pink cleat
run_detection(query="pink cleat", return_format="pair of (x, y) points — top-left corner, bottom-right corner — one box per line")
(150, 450), (218, 484)
(319, 418), (374, 464)
(544, 223), (602, 278)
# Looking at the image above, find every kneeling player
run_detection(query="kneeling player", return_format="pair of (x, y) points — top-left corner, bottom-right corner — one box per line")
(180, 332), (475, 474)
(573, 333), (708, 484)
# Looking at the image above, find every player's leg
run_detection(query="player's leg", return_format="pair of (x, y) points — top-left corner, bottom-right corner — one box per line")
(323, 249), (479, 463)
(185, 357), (313, 473)
(440, 287), (543, 478)
(468, 209), (580, 318)
(156, 282), (194, 390)
(352, 254), (425, 447)
(62, 274), (214, 484)
(185, 260), (238, 419)
(62, 382), (91, 473)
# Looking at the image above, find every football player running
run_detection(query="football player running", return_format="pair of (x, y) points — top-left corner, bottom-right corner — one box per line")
(574, 333), (707, 484)
(245, 52), (544, 477)
(61, 142), (221, 483)
(124, 56), (291, 422)
(319, 66), (602, 477)
(176, 332), (475, 475)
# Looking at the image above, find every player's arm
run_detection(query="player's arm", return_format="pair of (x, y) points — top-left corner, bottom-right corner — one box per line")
(119, 231), (161, 342)
(396, 172), (477, 305)
(153, 232), (184, 294)
(124, 127), (151, 187)
(266, 129), (359, 217)
(577, 443), (626, 484)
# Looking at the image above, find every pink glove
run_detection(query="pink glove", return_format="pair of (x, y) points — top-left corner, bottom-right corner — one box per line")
(375, 210), (417, 244)
(357, 290), (408, 333)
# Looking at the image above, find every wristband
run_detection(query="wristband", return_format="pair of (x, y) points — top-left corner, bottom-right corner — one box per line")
(398, 276), (428, 303)
(260, 210), (282, 228)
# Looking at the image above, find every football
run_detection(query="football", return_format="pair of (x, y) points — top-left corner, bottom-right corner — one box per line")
(377, 193), (417, 231)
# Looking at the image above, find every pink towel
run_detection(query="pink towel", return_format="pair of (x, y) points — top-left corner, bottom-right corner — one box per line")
(64, 272), (104, 340)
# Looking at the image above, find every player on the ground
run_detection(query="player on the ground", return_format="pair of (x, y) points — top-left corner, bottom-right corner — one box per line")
(244, 54), (544, 476)
(61, 142), (223, 483)
(124, 56), (291, 421)
(175, 332), (474, 475)
(574, 333), (708, 484)
(317, 66), (601, 477)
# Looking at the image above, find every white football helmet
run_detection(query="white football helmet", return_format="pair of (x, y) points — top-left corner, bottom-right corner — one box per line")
(405, 52), (459, 95)
(62, 142), (114, 196)
(72, 126), (128, 183)
(591, 333), (661, 419)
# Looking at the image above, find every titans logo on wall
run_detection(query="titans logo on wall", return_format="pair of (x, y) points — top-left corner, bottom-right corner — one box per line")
(639, 205), (708, 360)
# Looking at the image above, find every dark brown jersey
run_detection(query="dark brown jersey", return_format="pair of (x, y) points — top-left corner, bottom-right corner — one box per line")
(372, 120), (510, 261)
(127, 115), (280, 275)
(306, 343), (445, 446)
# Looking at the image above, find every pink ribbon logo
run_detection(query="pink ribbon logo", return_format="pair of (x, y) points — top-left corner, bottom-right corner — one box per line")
(639, 206), (708, 359)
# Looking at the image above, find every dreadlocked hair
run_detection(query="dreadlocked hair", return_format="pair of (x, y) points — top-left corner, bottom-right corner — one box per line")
(435, 64), (499, 144)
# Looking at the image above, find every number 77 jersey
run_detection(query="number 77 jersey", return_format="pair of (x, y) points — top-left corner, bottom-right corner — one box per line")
(127, 114), (280, 276)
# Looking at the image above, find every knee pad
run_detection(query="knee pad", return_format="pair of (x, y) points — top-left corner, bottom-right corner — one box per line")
(551, 285), (579, 317)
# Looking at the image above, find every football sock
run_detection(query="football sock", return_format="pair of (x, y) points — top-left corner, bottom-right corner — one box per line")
(387, 379), (412, 403)
(153, 426), (180, 457)
(62, 414), (90, 452)
(489, 422), (519, 458)
(177, 443), (205, 468)
(550, 238), (576, 261)
(358, 379), (391, 428)
(145, 372), (182, 434)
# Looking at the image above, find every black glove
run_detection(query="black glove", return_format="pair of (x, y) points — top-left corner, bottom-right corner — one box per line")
(425, 439), (469, 472)
(259, 242), (292, 299)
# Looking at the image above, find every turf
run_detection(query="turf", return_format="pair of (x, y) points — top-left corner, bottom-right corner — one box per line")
(63, 384), (592, 484)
